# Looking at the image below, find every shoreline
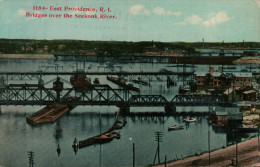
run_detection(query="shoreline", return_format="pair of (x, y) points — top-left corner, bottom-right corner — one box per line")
(0, 54), (54, 59)
(154, 137), (260, 167)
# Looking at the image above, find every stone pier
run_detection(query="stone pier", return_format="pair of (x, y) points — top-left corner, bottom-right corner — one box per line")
(164, 104), (176, 113)
(118, 105), (130, 114)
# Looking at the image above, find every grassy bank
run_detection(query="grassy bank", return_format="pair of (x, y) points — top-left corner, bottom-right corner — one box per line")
(154, 137), (259, 167)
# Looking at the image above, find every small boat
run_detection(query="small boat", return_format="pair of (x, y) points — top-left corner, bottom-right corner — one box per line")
(72, 138), (78, 148)
(112, 124), (123, 130)
(183, 118), (197, 123)
(107, 132), (121, 139)
(168, 125), (184, 131)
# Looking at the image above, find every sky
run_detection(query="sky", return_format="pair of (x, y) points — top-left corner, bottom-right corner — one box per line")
(0, 0), (259, 42)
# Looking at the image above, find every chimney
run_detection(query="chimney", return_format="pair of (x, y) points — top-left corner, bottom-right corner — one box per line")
(209, 67), (214, 75)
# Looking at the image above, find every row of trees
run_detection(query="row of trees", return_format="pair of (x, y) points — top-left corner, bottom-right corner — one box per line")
(1, 39), (259, 54)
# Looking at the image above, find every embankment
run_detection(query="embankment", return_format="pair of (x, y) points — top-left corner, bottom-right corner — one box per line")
(154, 137), (259, 167)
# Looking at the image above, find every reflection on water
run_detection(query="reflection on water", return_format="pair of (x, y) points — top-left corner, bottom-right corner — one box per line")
(1, 106), (254, 167)
(0, 59), (258, 166)
(54, 121), (63, 144)
(0, 106), (257, 167)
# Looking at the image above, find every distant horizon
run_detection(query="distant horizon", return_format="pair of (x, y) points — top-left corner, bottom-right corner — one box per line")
(1, 38), (260, 43)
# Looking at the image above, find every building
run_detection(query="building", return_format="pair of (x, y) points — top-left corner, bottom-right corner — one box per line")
(145, 48), (184, 57)
(240, 86), (258, 102)
(213, 111), (228, 127)
(223, 86), (240, 102)
(233, 73), (252, 87)
(195, 67), (252, 89)
(195, 67), (222, 88)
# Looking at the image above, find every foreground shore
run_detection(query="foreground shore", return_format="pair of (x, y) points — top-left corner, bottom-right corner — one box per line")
(154, 137), (259, 167)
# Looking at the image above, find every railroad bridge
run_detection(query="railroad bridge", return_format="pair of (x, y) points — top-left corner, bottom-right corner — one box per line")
(0, 71), (194, 84)
(0, 83), (225, 113)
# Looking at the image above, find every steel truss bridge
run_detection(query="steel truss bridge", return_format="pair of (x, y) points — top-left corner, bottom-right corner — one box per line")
(0, 71), (194, 84)
(0, 84), (225, 107)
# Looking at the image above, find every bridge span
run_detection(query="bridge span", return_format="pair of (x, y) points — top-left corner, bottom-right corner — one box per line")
(0, 84), (226, 112)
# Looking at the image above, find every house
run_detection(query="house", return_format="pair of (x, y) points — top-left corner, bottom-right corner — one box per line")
(213, 111), (228, 127)
(233, 73), (252, 87)
(195, 67), (252, 89)
(241, 89), (257, 102)
(223, 86), (240, 102)
(195, 67), (222, 88)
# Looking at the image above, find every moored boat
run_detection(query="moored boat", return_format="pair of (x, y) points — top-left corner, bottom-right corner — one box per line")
(168, 125), (184, 131)
(183, 118), (197, 123)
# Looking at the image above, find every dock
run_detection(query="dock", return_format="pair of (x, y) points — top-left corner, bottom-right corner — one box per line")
(26, 104), (75, 125)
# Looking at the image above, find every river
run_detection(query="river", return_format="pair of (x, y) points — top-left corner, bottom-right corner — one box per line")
(0, 58), (257, 167)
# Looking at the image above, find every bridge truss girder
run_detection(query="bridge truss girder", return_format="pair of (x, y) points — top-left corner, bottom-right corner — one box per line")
(0, 84), (226, 107)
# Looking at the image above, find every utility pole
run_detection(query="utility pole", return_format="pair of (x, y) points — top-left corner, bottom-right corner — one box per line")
(153, 131), (163, 165)
(257, 126), (260, 162)
(208, 129), (211, 166)
(133, 143), (135, 167)
(27, 151), (34, 167)
(236, 137), (238, 166)
(164, 155), (167, 167)
(234, 129), (238, 166)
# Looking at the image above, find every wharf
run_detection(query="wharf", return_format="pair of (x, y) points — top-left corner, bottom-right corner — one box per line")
(26, 104), (75, 125)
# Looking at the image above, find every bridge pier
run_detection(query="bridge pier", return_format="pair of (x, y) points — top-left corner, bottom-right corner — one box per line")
(0, 106), (2, 114)
(164, 105), (176, 113)
(118, 105), (130, 114)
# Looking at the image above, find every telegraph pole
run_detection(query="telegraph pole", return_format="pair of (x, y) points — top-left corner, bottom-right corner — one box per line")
(133, 143), (135, 167)
(208, 129), (211, 166)
(27, 151), (34, 167)
(153, 131), (163, 165)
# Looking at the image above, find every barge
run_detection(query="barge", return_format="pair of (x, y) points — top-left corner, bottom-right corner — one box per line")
(26, 104), (76, 125)
(78, 112), (125, 148)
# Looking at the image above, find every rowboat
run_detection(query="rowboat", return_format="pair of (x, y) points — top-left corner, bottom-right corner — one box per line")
(168, 125), (184, 131)
(183, 118), (197, 123)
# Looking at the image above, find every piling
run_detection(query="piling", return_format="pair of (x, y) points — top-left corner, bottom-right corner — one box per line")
(164, 104), (176, 113)
(118, 105), (130, 114)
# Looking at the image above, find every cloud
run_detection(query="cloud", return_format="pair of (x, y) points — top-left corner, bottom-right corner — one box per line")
(129, 5), (181, 17)
(177, 12), (232, 27)
(17, 9), (27, 16)
(185, 15), (203, 25)
(129, 4), (145, 15)
(153, 7), (181, 16)
(128, 4), (151, 16)
(202, 12), (232, 27)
